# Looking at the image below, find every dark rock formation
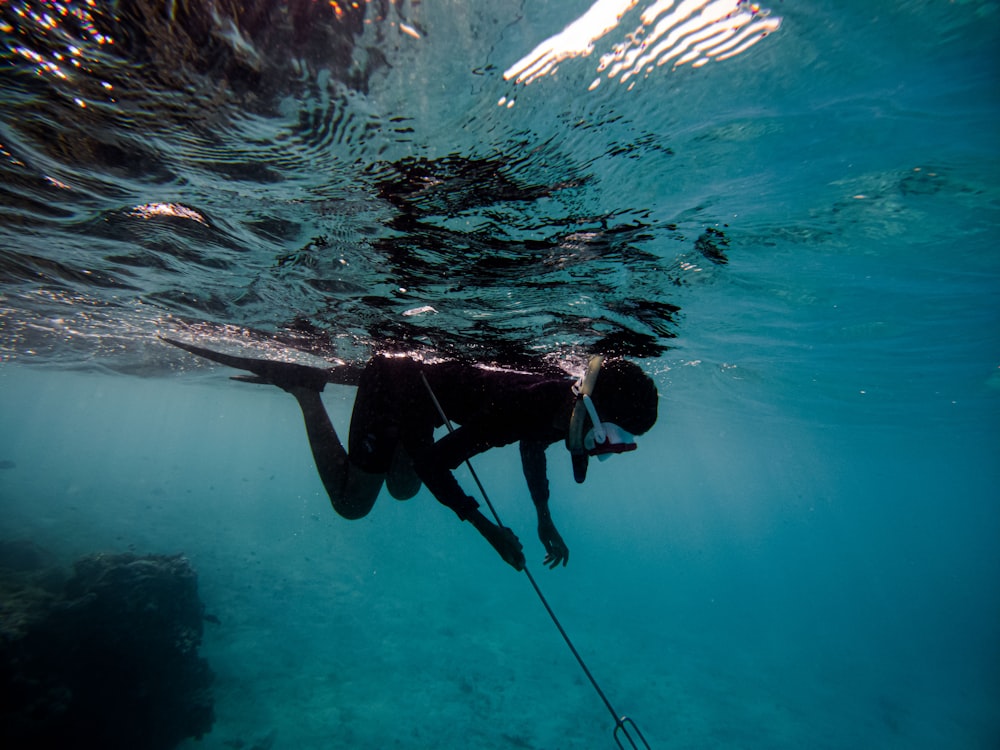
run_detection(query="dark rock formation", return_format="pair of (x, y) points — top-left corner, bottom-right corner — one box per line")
(0, 544), (214, 749)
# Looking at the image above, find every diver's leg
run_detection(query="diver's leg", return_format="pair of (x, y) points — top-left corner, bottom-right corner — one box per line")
(386, 444), (421, 500)
(160, 337), (365, 387)
(290, 387), (382, 520)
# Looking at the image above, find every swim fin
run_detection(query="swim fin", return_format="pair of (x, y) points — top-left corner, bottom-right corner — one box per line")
(160, 336), (363, 389)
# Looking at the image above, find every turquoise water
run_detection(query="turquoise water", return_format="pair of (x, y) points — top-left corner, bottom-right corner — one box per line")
(2, 1), (999, 748)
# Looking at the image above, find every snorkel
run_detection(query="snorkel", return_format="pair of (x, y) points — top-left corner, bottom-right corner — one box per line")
(566, 355), (638, 483)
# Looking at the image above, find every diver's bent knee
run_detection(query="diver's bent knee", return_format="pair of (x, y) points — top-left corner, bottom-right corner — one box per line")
(328, 468), (383, 519)
(386, 461), (421, 500)
(330, 498), (376, 520)
(387, 479), (421, 501)
(386, 445), (421, 501)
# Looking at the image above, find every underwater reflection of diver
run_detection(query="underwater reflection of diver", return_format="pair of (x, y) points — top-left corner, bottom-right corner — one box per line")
(162, 336), (658, 746)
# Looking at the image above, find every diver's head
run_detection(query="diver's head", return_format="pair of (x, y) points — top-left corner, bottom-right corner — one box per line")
(566, 356), (658, 483)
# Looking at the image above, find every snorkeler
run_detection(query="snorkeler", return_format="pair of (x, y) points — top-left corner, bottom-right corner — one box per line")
(162, 339), (658, 570)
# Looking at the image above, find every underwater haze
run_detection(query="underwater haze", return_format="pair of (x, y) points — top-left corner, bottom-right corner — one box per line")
(2, 1), (999, 748)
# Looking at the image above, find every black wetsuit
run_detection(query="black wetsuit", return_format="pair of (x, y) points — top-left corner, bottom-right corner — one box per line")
(347, 356), (573, 519)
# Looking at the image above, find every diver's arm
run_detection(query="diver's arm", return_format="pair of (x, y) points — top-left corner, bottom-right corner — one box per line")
(520, 440), (569, 568)
(411, 423), (525, 570)
(520, 439), (550, 505)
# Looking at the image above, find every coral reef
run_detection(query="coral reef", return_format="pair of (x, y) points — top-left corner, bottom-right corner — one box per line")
(0, 542), (214, 749)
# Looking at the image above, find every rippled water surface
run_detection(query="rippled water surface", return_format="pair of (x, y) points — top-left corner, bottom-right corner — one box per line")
(1, 1), (998, 748)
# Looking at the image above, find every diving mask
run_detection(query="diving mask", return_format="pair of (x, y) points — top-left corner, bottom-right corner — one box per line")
(567, 355), (638, 483)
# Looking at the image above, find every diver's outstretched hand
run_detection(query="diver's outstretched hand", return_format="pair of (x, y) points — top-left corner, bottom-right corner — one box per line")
(538, 517), (569, 568)
(471, 511), (525, 570)
(491, 524), (526, 571)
